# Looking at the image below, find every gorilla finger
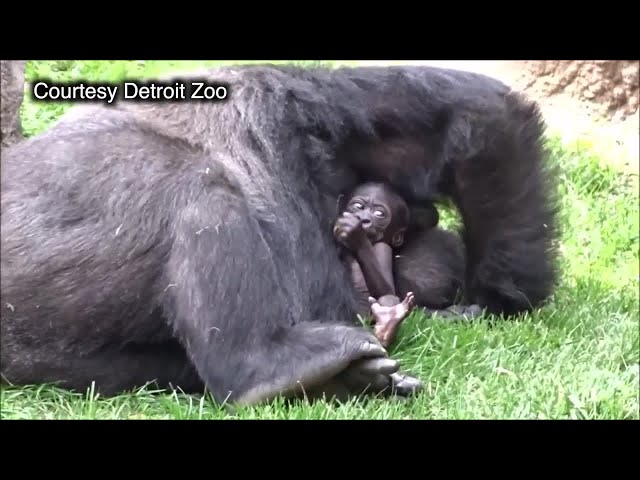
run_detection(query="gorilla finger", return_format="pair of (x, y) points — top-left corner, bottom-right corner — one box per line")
(369, 297), (380, 312)
(336, 215), (357, 226)
(342, 326), (387, 355)
(342, 370), (391, 395)
(352, 357), (400, 376)
(344, 219), (362, 230)
(390, 372), (423, 397)
(356, 341), (388, 358)
(367, 373), (393, 395)
(402, 292), (414, 308)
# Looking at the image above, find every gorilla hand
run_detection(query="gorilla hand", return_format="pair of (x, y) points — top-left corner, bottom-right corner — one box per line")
(234, 324), (421, 406)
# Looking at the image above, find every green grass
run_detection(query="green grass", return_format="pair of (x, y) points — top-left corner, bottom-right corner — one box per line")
(1, 60), (638, 420)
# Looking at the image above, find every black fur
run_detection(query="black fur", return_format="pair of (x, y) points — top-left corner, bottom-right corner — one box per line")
(0, 64), (559, 403)
(395, 227), (466, 310)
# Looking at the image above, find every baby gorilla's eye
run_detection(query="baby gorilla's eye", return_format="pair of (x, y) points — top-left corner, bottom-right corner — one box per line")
(352, 202), (363, 209)
(374, 210), (385, 217)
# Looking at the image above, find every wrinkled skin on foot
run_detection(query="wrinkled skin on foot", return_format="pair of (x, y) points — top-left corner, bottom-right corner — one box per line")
(427, 303), (485, 321)
(369, 292), (416, 348)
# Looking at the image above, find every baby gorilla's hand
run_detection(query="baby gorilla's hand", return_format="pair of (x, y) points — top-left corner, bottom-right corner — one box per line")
(368, 292), (416, 348)
(333, 212), (369, 253)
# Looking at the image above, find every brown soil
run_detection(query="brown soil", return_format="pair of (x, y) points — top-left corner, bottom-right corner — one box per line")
(514, 60), (638, 121)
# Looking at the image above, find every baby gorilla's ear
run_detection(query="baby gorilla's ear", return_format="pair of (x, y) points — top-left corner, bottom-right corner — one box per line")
(391, 228), (406, 248)
(409, 203), (439, 231)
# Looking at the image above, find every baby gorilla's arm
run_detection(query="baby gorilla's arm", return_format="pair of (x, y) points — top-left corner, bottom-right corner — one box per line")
(333, 211), (415, 347)
(334, 212), (396, 299)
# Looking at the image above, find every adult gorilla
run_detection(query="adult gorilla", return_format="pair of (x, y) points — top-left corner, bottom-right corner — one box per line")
(0, 64), (559, 406)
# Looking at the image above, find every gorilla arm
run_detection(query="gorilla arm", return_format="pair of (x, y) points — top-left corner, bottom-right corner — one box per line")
(164, 189), (421, 406)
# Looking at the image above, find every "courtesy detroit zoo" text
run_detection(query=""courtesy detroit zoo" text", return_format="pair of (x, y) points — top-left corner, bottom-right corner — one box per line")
(31, 79), (230, 104)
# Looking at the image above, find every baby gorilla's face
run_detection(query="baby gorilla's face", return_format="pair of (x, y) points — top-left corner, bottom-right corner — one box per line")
(345, 183), (409, 247)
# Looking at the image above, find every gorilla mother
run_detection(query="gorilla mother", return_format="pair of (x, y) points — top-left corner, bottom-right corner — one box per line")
(0, 64), (559, 406)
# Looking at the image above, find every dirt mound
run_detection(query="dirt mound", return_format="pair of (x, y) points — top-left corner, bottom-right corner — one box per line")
(514, 60), (639, 122)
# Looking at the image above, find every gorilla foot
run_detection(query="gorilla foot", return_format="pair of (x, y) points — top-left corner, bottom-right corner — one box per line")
(426, 304), (485, 322)
(369, 292), (416, 348)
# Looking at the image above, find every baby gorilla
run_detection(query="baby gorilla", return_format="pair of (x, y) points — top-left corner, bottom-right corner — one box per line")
(334, 182), (437, 347)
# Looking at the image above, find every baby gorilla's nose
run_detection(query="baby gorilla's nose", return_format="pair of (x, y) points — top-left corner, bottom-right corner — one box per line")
(361, 219), (372, 227)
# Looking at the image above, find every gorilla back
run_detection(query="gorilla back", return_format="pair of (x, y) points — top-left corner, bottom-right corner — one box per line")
(0, 63), (559, 404)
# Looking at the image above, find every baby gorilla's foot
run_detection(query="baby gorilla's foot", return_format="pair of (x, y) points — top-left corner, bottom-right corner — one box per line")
(368, 292), (415, 348)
